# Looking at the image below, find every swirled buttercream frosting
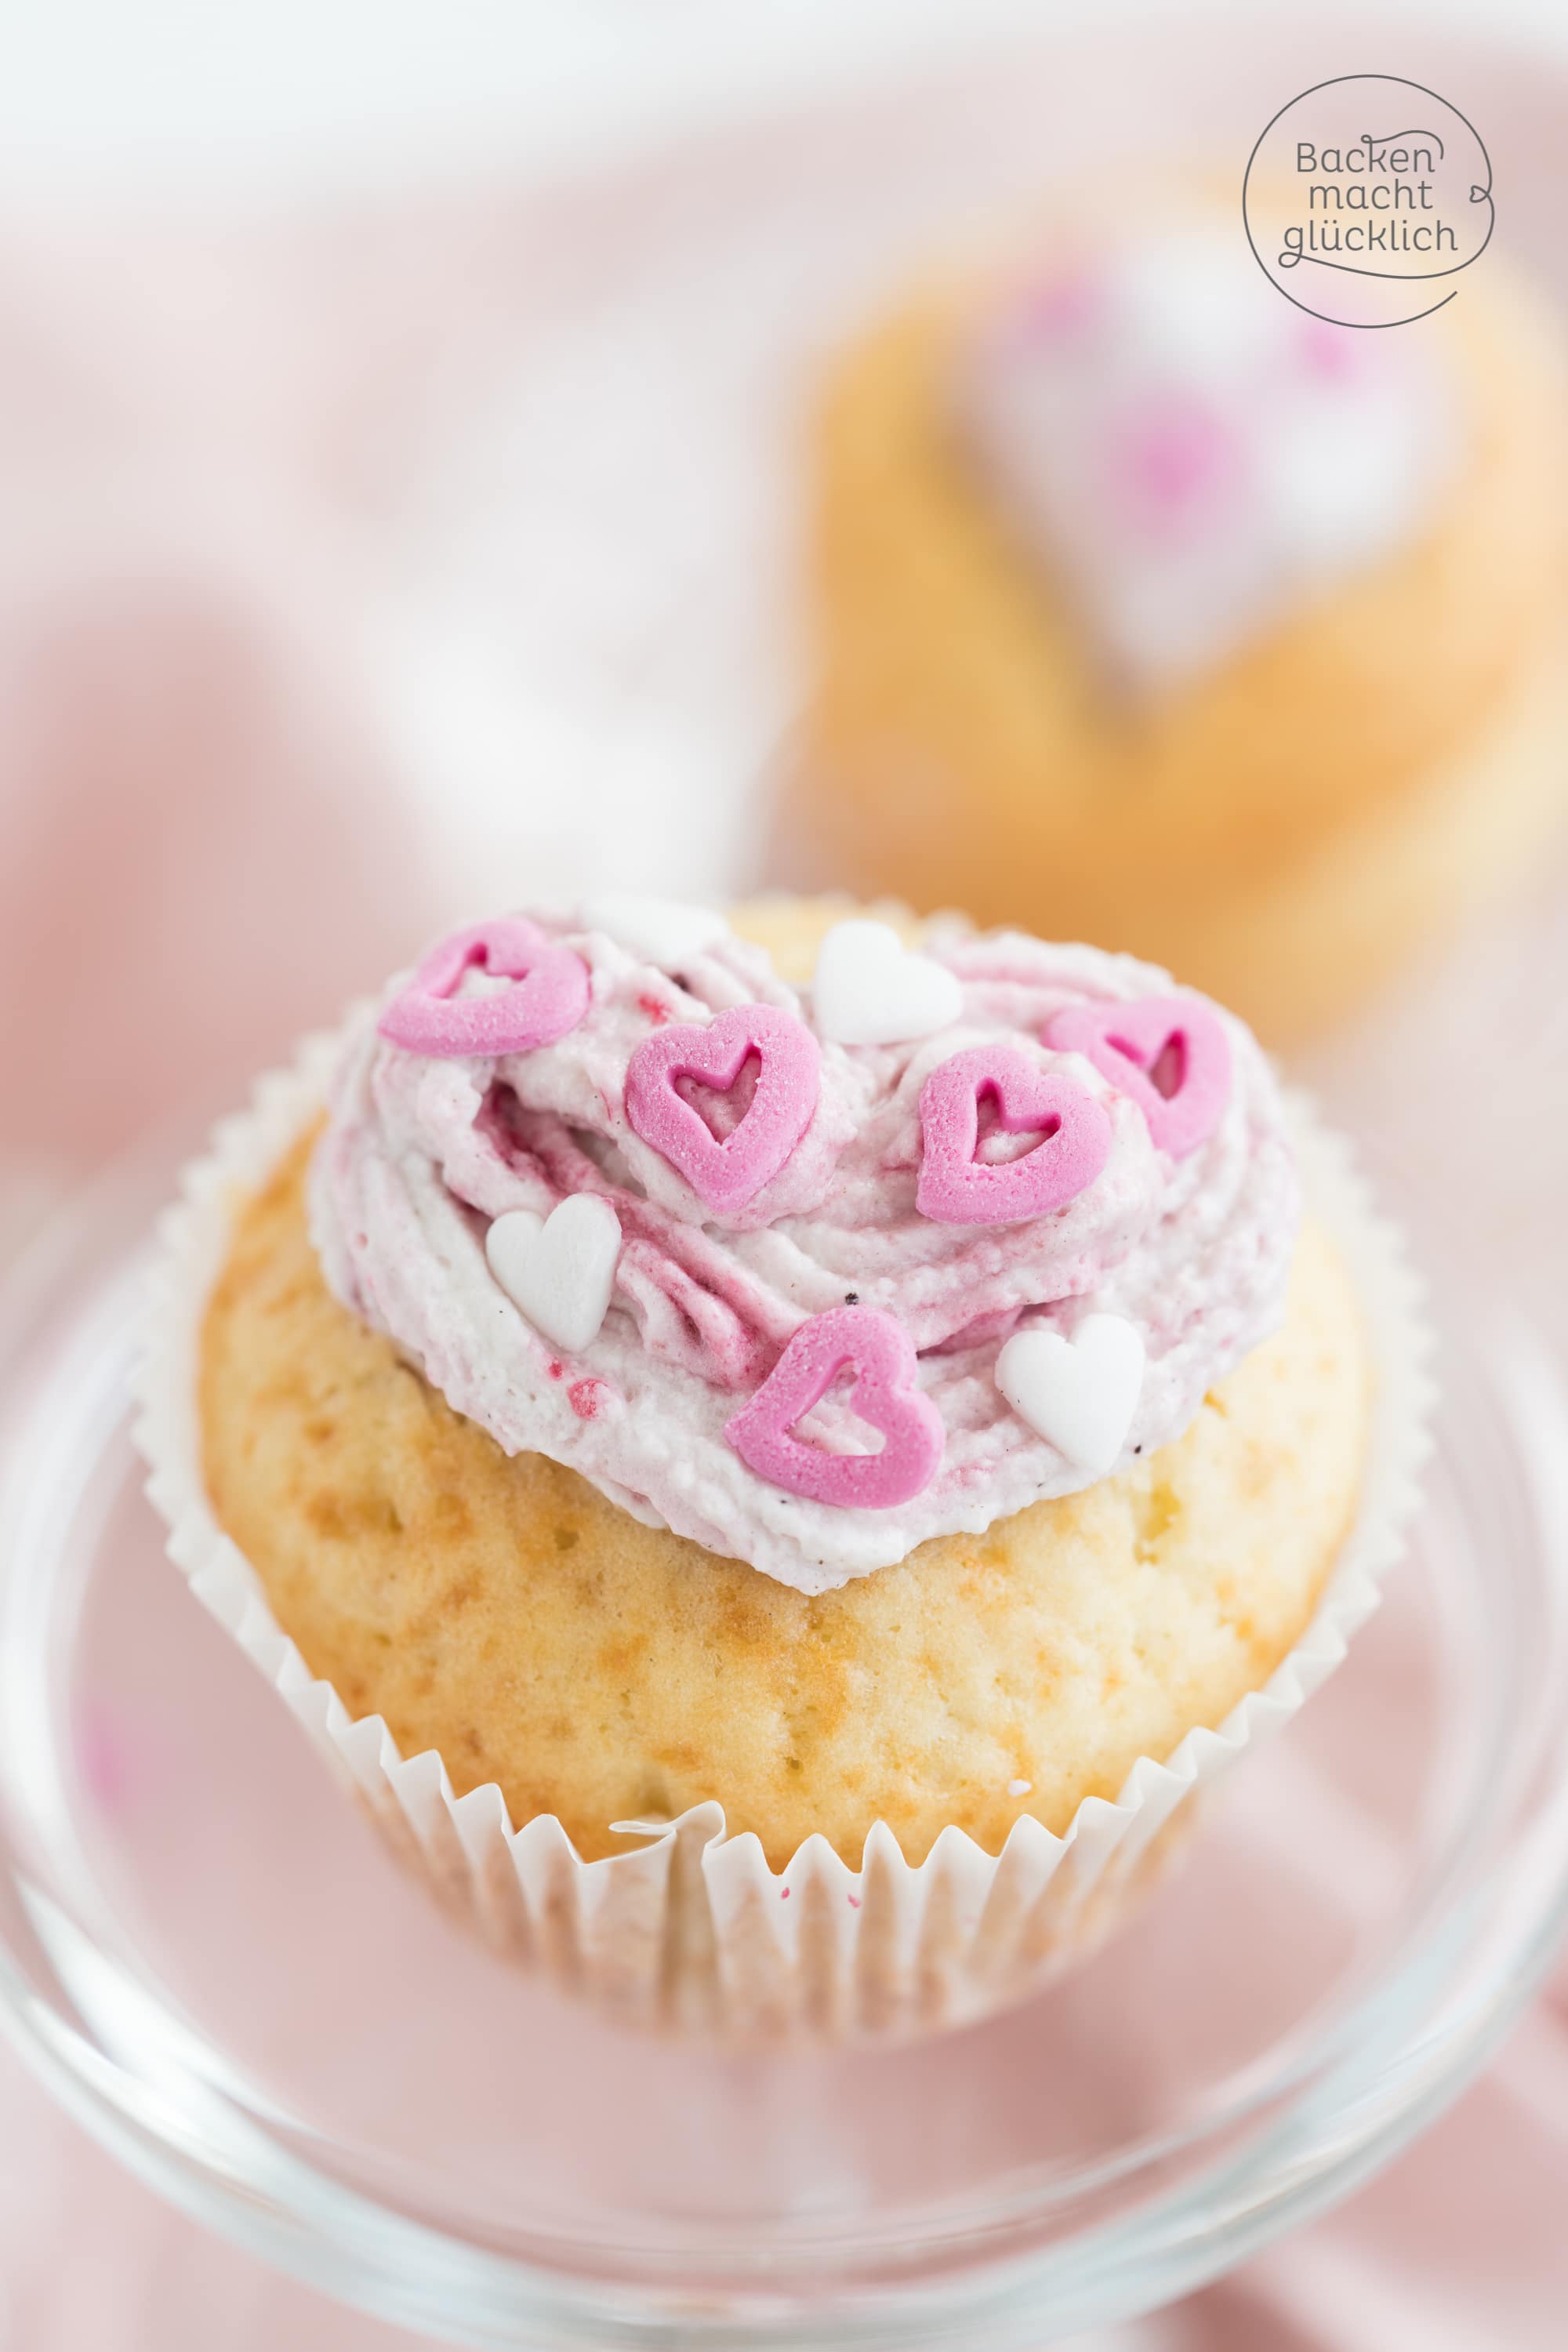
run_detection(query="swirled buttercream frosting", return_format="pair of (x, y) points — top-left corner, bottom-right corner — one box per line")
(310, 907), (1300, 1592)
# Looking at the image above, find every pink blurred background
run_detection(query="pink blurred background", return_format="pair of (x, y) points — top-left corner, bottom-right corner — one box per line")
(4, 5), (1568, 2346)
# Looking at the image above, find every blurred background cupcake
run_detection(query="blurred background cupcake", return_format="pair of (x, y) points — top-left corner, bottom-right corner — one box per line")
(782, 203), (1568, 1041)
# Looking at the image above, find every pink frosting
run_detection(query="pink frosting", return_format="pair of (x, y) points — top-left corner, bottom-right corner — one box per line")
(310, 911), (1300, 1593)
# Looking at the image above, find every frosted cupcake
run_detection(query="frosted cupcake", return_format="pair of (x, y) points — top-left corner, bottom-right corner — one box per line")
(140, 895), (1428, 2039)
(786, 216), (1568, 1041)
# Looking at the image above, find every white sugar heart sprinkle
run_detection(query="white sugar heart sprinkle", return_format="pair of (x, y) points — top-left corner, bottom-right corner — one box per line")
(811, 919), (964, 1047)
(995, 1313), (1145, 1476)
(485, 1196), (622, 1356)
(580, 893), (729, 967)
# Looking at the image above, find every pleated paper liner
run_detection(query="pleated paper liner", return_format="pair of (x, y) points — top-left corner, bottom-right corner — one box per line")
(134, 1024), (1433, 2043)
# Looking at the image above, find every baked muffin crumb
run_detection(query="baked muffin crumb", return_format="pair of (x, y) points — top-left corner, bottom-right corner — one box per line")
(201, 1133), (1368, 1869)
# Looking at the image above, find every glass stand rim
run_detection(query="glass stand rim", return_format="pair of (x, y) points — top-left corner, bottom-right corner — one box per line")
(0, 1151), (1566, 2350)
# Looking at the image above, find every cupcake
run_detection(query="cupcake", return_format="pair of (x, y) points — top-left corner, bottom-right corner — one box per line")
(140, 895), (1428, 2040)
(784, 214), (1568, 1042)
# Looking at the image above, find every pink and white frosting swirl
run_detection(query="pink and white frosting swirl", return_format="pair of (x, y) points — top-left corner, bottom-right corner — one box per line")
(310, 909), (1300, 1593)
(956, 224), (1459, 684)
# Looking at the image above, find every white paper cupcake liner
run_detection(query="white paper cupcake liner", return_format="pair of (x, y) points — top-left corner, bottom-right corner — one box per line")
(132, 1027), (1435, 2045)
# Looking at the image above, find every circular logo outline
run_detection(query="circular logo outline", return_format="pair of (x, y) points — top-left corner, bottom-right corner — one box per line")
(1242, 74), (1494, 329)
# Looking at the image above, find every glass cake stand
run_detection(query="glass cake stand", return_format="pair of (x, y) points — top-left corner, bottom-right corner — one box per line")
(0, 1138), (1565, 2352)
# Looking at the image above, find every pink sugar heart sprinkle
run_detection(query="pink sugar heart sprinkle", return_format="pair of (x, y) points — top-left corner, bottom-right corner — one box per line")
(1297, 318), (1361, 382)
(916, 1045), (1111, 1227)
(724, 1305), (943, 1510)
(379, 917), (590, 1060)
(1044, 993), (1231, 1160)
(1120, 395), (1234, 525)
(624, 1002), (820, 1216)
(1018, 266), (1099, 345)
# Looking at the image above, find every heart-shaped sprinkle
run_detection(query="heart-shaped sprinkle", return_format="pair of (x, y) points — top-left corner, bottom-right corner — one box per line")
(724, 1305), (942, 1508)
(1044, 994), (1230, 1159)
(1018, 267), (1100, 347)
(625, 1003), (820, 1215)
(917, 1044), (1111, 1226)
(485, 1194), (621, 1356)
(580, 893), (730, 966)
(811, 918), (964, 1047)
(379, 918), (590, 1060)
(995, 1313), (1145, 1475)
(1119, 394), (1236, 528)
